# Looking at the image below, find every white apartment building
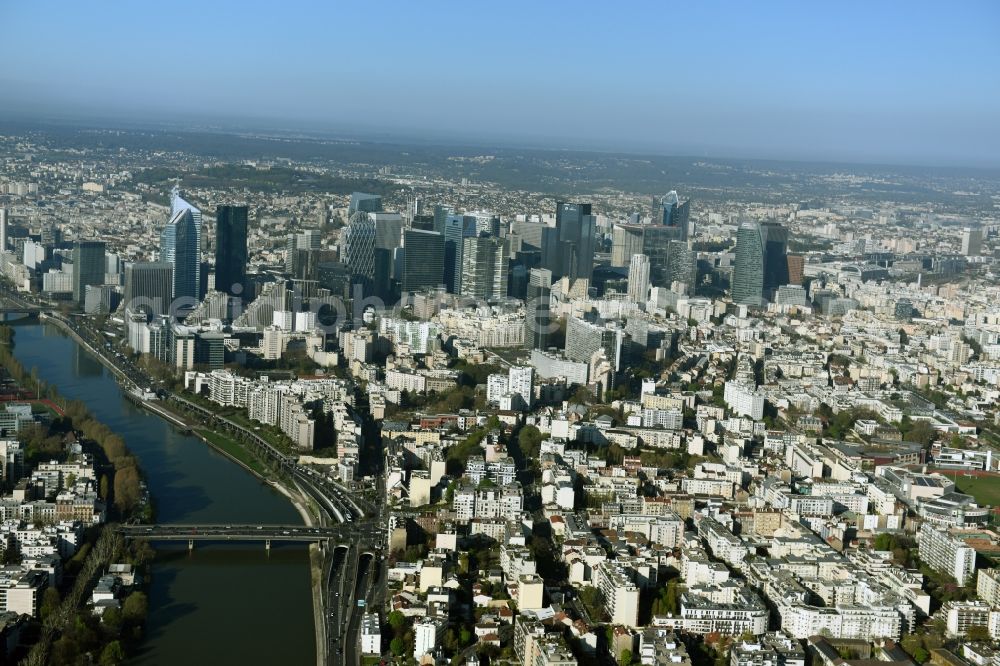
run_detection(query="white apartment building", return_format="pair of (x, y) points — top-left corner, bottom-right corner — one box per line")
(486, 374), (508, 404)
(917, 522), (976, 585)
(940, 600), (995, 638)
(724, 381), (765, 420)
(413, 619), (441, 660)
(508, 365), (534, 409)
(698, 517), (748, 568)
(361, 613), (381, 654)
(596, 561), (640, 628)
(778, 602), (903, 640)
(657, 589), (768, 636)
(977, 568), (1000, 608)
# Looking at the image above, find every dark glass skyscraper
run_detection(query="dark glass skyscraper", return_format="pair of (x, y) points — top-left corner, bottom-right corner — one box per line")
(554, 202), (596, 281)
(433, 205), (454, 234)
(348, 192), (383, 216)
(525, 267), (553, 351)
(760, 221), (790, 298)
(401, 229), (445, 293)
(655, 191), (690, 237)
(72, 241), (106, 304)
(124, 261), (173, 317)
(641, 226), (685, 288)
(343, 211), (402, 299)
(443, 214), (478, 294)
(215, 205), (248, 298)
(732, 221), (765, 307)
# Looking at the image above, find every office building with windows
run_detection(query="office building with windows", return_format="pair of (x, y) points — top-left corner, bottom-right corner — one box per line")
(401, 229), (445, 293)
(733, 221), (766, 307)
(628, 254), (650, 303)
(124, 262), (173, 317)
(525, 267), (553, 351)
(656, 190), (691, 237)
(215, 205), (248, 298)
(553, 202), (596, 281)
(566, 315), (623, 370)
(348, 192), (383, 216)
(443, 214), (478, 294)
(161, 194), (202, 304)
(460, 235), (509, 300)
(72, 241), (106, 304)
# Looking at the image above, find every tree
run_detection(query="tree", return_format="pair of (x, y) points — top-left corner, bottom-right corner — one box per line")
(663, 579), (681, 615)
(388, 610), (407, 632)
(51, 635), (79, 666)
(444, 478), (458, 504)
(518, 425), (543, 461)
(571, 385), (592, 405)
(620, 649), (634, 665)
(114, 466), (142, 513)
(40, 587), (61, 621)
(578, 586), (605, 621)
(390, 637), (405, 656)
(967, 624), (990, 642)
(103, 434), (128, 464)
(902, 419), (936, 447)
(873, 533), (896, 551)
(99, 640), (126, 666)
(102, 606), (123, 634)
(122, 591), (148, 624)
(899, 633), (922, 657)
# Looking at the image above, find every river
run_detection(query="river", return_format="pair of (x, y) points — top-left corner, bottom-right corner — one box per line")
(11, 323), (316, 665)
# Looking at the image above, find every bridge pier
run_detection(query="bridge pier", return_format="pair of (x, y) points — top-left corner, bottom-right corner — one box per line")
(188, 539), (194, 551)
(265, 539), (271, 551)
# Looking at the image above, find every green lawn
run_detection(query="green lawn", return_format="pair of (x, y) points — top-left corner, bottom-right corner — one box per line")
(196, 428), (268, 476)
(956, 474), (1000, 507)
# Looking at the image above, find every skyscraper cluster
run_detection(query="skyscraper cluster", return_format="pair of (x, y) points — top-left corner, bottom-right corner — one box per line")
(126, 189), (250, 322)
(608, 191), (697, 294)
(343, 192), (514, 302)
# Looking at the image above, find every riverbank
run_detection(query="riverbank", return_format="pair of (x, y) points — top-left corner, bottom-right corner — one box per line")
(11, 322), (317, 665)
(0, 325), (152, 665)
(36, 315), (329, 666)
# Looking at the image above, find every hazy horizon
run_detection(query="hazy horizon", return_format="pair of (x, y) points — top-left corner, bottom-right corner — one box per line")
(2, 1), (999, 168)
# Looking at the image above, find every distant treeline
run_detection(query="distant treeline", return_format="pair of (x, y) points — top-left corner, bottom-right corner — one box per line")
(132, 164), (402, 198)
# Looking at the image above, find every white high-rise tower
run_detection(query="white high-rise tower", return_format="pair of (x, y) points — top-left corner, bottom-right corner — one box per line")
(627, 253), (650, 304)
(0, 207), (7, 254)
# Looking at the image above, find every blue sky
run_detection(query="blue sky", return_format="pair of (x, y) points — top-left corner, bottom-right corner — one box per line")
(2, 1), (999, 166)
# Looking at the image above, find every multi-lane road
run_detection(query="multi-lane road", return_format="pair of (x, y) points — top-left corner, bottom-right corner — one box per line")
(118, 523), (355, 543)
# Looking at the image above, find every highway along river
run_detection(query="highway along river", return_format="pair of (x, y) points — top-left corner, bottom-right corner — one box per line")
(12, 323), (315, 665)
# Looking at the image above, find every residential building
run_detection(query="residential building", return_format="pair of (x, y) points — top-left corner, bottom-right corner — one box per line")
(917, 522), (976, 585)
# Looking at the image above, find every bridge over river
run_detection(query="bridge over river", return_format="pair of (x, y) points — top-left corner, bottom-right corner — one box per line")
(118, 523), (362, 550)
